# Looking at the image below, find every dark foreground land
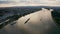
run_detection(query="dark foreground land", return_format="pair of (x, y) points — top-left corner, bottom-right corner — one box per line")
(0, 6), (60, 34)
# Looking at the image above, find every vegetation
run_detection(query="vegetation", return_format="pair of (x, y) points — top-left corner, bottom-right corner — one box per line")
(0, 6), (60, 30)
(51, 9), (60, 32)
(0, 6), (41, 29)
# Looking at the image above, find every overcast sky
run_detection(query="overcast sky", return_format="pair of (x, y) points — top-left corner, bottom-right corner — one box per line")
(0, 0), (60, 7)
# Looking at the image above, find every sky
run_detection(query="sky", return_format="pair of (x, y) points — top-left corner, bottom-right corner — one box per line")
(0, 0), (60, 7)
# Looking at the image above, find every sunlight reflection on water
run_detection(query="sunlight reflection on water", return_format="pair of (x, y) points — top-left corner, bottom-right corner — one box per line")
(0, 8), (57, 34)
(17, 8), (57, 34)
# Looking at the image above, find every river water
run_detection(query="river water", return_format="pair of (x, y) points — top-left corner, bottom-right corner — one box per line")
(0, 8), (59, 34)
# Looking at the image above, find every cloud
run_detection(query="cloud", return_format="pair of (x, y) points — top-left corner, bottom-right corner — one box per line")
(0, 0), (59, 4)
(0, 0), (60, 6)
(0, 1), (15, 4)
